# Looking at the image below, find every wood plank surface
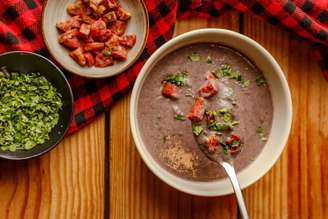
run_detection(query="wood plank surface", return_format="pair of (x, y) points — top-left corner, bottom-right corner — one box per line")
(109, 11), (328, 219)
(242, 14), (328, 219)
(109, 11), (241, 219)
(0, 115), (105, 219)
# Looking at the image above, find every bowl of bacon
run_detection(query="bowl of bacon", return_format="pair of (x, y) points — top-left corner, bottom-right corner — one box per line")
(42, 0), (149, 78)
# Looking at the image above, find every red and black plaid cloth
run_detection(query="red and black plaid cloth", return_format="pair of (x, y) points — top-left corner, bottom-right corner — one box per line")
(0, 0), (327, 134)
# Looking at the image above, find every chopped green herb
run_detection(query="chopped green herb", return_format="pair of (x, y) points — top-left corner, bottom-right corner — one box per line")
(212, 64), (250, 88)
(174, 114), (185, 121)
(188, 52), (201, 62)
(164, 71), (187, 87)
(206, 56), (213, 64)
(0, 70), (63, 151)
(256, 126), (267, 142)
(231, 121), (240, 126)
(218, 107), (230, 114)
(240, 79), (250, 88)
(192, 124), (203, 136)
(231, 140), (241, 148)
(222, 143), (229, 155)
(223, 113), (232, 123)
(209, 122), (232, 132)
(103, 48), (113, 57)
(255, 75), (266, 86)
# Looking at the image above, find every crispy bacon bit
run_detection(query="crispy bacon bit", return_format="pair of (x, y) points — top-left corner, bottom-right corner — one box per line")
(103, 11), (117, 23)
(84, 52), (95, 66)
(89, 0), (103, 11)
(95, 4), (107, 15)
(111, 45), (128, 60)
(95, 52), (114, 67)
(105, 34), (120, 47)
(119, 35), (136, 48)
(83, 42), (105, 51)
(199, 80), (218, 98)
(207, 134), (220, 152)
(81, 14), (96, 24)
(107, 0), (118, 10)
(79, 23), (91, 37)
(90, 19), (106, 37)
(67, 2), (84, 15)
(70, 47), (86, 66)
(187, 97), (206, 122)
(58, 29), (80, 49)
(110, 21), (126, 36)
(162, 82), (179, 99)
(56, 16), (81, 32)
(116, 7), (131, 20)
(226, 134), (242, 155)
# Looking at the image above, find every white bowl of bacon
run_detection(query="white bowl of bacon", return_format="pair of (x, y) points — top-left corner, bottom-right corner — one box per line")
(42, 0), (148, 78)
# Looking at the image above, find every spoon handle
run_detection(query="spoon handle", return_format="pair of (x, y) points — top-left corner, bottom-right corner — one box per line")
(221, 161), (250, 219)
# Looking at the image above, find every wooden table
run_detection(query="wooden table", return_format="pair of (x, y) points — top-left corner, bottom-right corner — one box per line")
(0, 10), (327, 219)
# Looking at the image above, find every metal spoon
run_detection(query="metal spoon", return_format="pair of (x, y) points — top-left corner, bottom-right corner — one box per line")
(198, 144), (250, 219)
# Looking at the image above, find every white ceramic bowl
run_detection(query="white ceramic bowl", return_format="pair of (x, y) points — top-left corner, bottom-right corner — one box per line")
(42, 0), (148, 78)
(130, 29), (292, 196)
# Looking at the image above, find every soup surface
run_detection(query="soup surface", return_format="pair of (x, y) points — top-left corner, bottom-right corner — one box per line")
(137, 43), (273, 181)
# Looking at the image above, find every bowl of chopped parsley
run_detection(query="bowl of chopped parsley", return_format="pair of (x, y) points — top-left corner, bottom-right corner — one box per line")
(0, 51), (73, 160)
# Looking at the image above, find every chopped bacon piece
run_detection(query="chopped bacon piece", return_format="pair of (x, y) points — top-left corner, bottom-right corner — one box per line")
(79, 23), (91, 38)
(67, 2), (83, 15)
(207, 134), (220, 152)
(84, 52), (95, 66)
(58, 29), (78, 43)
(89, 0), (103, 11)
(119, 35), (136, 48)
(56, 16), (81, 32)
(226, 134), (242, 155)
(105, 34), (120, 47)
(107, 0), (118, 10)
(83, 42), (105, 51)
(226, 134), (240, 145)
(95, 4), (107, 15)
(62, 37), (80, 49)
(90, 19), (110, 41)
(162, 82), (179, 99)
(199, 80), (218, 98)
(116, 7), (131, 20)
(81, 14), (96, 24)
(111, 45), (128, 60)
(187, 97), (206, 122)
(110, 21), (126, 36)
(58, 29), (80, 49)
(70, 47), (86, 66)
(95, 52), (114, 67)
(103, 11), (117, 23)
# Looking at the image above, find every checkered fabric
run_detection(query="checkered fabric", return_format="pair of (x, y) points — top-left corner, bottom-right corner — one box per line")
(0, 0), (327, 134)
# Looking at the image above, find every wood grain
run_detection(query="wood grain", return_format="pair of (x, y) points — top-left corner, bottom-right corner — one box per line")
(0, 115), (105, 219)
(109, 12), (240, 219)
(242, 15), (328, 219)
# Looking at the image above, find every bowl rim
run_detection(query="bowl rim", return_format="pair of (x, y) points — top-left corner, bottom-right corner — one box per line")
(0, 51), (74, 160)
(41, 0), (149, 78)
(130, 28), (293, 196)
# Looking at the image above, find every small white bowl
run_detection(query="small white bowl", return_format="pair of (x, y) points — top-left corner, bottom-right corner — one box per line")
(130, 29), (292, 196)
(42, 0), (148, 78)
